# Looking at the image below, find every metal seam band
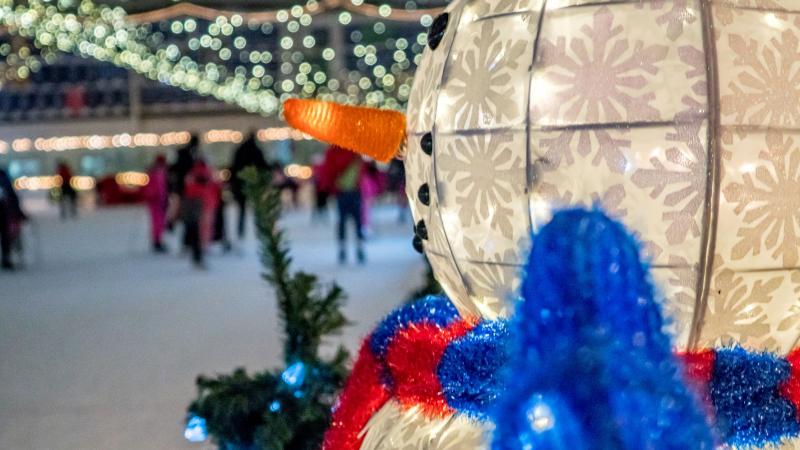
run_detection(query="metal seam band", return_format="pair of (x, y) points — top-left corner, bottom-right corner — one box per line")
(688, 0), (722, 350)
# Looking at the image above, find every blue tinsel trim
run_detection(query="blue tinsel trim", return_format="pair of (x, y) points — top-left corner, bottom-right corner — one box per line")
(438, 320), (510, 419)
(369, 295), (460, 360)
(711, 347), (799, 447)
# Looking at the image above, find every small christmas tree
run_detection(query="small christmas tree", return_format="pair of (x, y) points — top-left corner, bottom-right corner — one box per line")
(187, 167), (349, 450)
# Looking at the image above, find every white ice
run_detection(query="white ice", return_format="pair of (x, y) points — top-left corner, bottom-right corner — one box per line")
(0, 199), (424, 449)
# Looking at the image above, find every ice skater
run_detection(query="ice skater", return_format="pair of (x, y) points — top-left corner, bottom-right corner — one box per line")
(56, 161), (77, 220)
(144, 155), (169, 253)
(0, 168), (25, 270)
(318, 145), (366, 265)
(182, 160), (219, 269)
(229, 131), (268, 239)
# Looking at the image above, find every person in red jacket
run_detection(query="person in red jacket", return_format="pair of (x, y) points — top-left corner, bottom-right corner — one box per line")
(144, 155), (169, 253)
(318, 145), (366, 264)
(182, 160), (219, 268)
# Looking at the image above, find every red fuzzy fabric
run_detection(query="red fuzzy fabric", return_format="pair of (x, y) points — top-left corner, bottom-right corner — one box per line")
(385, 319), (477, 418)
(677, 349), (716, 413)
(323, 338), (391, 450)
(780, 348), (800, 417)
(679, 349), (716, 385)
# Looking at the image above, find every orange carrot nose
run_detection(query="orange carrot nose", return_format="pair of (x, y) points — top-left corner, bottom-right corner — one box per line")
(283, 99), (406, 163)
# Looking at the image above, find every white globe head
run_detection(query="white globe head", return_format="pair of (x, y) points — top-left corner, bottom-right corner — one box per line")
(404, 0), (800, 355)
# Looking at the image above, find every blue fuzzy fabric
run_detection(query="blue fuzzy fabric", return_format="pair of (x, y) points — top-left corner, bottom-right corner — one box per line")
(438, 320), (510, 419)
(711, 347), (798, 447)
(491, 208), (715, 450)
(369, 295), (460, 360)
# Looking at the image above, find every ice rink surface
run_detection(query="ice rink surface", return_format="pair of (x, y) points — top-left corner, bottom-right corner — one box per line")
(0, 200), (424, 449)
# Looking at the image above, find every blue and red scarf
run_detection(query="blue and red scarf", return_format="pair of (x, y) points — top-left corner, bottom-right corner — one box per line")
(324, 296), (800, 450)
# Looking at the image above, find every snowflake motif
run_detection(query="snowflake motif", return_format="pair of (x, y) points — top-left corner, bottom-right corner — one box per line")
(467, 264), (514, 308)
(535, 6), (668, 124)
(466, 0), (535, 18)
(635, 0), (699, 41)
(780, 271), (800, 333)
(437, 133), (524, 238)
(444, 20), (528, 129)
(713, 0), (789, 27)
(700, 255), (782, 349)
(677, 44), (708, 115)
(407, 54), (441, 131)
(459, 241), (519, 314)
(535, 182), (628, 219)
(532, 180), (680, 261)
(538, 129), (630, 174)
(659, 255), (697, 342)
(722, 132), (800, 266)
(721, 26), (800, 128)
(631, 120), (706, 246)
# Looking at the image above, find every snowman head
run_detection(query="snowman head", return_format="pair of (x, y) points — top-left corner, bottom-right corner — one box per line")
(286, 0), (800, 356)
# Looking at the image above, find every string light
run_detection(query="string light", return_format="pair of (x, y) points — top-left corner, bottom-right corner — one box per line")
(115, 171), (149, 187)
(5, 127), (309, 154)
(13, 175), (62, 191)
(284, 163), (313, 180)
(124, 0), (443, 24)
(0, 0), (428, 115)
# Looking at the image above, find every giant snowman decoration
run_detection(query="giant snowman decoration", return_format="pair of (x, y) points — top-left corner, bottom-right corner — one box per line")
(285, 0), (800, 448)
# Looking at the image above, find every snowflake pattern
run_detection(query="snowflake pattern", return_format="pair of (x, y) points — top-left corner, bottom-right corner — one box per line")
(713, 0), (793, 28)
(699, 255), (783, 349)
(534, 6), (669, 124)
(538, 128), (630, 174)
(462, 0), (541, 19)
(407, 50), (444, 132)
(654, 256), (698, 345)
(631, 120), (707, 246)
(439, 17), (531, 130)
(437, 133), (525, 239)
(459, 241), (521, 315)
(720, 22), (800, 128)
(464, 261), (518, 318)
(535, 181), (628, 219)
(676, 44), (708, 115)
(636, 0), (699, 41)
(722, 132), (800, 267)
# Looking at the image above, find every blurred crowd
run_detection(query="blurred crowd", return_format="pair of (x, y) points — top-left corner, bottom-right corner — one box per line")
(0, 134), (408, 272)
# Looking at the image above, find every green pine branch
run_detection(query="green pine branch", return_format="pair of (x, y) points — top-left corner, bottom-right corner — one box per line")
(241, 167), (349, 363)
(188, 167), (351, 449)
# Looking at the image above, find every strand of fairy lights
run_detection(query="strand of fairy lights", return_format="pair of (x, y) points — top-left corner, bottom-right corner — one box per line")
(0, 0), (425, 112)
(125, 0), (444, 25)
(0, 127), (310, 155)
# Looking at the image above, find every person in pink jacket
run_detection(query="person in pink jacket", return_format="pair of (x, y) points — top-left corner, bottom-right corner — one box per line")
(144, 155), (169, 253)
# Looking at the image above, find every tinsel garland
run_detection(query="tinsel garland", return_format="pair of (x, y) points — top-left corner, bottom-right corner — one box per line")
(323, 341), (390, 450)
(323, 209), (800, 450)
(329, 313), (800, 449)
(325, 305), (800, 449)
(709, 347), (800, 447)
